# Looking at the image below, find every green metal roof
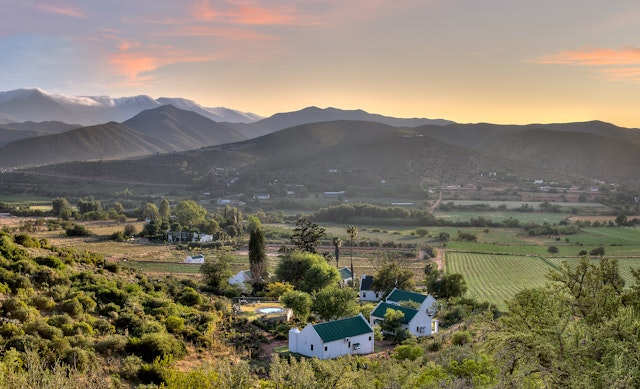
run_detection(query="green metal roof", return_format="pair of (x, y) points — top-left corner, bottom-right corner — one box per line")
(313, 315), (372, 343)
(338, 267), (353, 280)
(386, 289), (427, 304)
(370, 302), (418, 324)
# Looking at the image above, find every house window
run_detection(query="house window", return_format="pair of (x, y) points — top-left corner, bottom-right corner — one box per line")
(324, 346), (327, 351)
(348, 341), (351, 348)
(368, 336), (372, 341)
(310, 344), (314, 351)
(363, 292), (367, 298)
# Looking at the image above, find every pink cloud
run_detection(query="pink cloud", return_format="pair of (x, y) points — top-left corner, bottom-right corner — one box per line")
(108, 45), (221, 85)
(535, 47), (640, 66)
(35, 1), (85, 18)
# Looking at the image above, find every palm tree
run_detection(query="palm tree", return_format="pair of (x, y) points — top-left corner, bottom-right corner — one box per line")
(332, 237), (342, 269)
(346, 225), (358, 285)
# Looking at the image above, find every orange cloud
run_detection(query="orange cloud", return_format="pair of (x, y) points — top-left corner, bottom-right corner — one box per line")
(536, 47), (640, 66)
(35, 1), (85, 18)
(108, 46), (221, 85)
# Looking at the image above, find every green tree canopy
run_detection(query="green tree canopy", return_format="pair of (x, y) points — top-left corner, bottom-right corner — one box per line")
(275, 251), (340, 293)
(371, 261), (414, 296)
(175, 200), (207, 228)
(312, 285), (359, 321)
(281, 290), (313, 322)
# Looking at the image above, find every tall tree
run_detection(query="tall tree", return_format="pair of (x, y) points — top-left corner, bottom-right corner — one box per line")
(332, 237), (342, 269)
(200, 253), (232, 293)
(248, 228), (268, 292)
(159, 198), (171, 222)
(290, 218), (325, 253)
(281, 290), (313, 322)
(347, 225), (358, 283)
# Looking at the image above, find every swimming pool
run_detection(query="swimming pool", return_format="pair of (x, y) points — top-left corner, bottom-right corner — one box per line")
(256, 307), (284, 314)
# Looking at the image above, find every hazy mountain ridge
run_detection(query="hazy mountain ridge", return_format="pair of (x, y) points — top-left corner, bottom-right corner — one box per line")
(0, 122), (168, 167)
(0, 88), (262, 125)
(28, 119), (640, 191)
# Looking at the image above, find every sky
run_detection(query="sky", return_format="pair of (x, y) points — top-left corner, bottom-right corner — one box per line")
(2, 1), (640, 127)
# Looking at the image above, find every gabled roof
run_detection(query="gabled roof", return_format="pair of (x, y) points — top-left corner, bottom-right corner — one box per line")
(386, 288), (427, 304)
(360, 275), (374, 291)
(313, 314), (372, 343)
(371, 302), (418, 324)
(338, 266), (353, 280)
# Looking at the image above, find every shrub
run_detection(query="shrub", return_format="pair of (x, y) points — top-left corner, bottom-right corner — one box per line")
(94, 334), (128, 356)
(451, 331), (473, 346)
(547, 246), (559, 254)
(393, 344), (424, 361)
(62, 347), (92, 372)
(35, 255), (66, 269)
(128, 332), (187, 362)
(165, 316), (185, 333)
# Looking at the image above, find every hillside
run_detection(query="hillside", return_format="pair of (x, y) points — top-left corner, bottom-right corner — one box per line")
(123, 105), (246, 151)
(0, 121), (80, 147)
(0, 106), (249, 168)
(22, 119), (640, 192)
(0, 122), (168, 167)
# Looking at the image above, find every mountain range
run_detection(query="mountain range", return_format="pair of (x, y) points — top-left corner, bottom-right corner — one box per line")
(0, 88), (262, 125)
(1, 87), (640, 191)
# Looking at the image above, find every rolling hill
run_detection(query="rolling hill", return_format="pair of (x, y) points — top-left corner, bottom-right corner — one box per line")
(0, 121), (80, 147)
(23, 119), (640, 193)
(0, 105), (250, 167)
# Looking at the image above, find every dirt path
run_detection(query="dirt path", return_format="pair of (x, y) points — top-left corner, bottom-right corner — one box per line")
(429, 191), (443, 214)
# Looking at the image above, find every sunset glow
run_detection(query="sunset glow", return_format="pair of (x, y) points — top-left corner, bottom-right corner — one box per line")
(2, 1), (640, 127)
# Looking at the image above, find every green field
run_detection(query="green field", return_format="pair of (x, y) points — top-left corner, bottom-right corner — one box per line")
(448, 251), (640, 309)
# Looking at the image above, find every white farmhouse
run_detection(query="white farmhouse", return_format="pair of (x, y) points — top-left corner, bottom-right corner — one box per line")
(228, 270), (252, 291)
(288, 314), (374, 359)
(369, 288), (439, 337)
(359, 274), (382, 302)
(385, 288), (438, 316)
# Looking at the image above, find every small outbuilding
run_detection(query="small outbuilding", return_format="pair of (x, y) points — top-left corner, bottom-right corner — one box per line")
(184, 254), (205, 264)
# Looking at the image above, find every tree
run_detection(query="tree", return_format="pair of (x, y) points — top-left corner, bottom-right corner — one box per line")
(381, 308), (404, 334)
(301, 262), (340, 293)
(312, 285), (359, 321)
(159, 198), (171, 222)
(332, 237), (342, 269)
(281, 290), (312, 322)
(426, 271), (467, 299)
(347, 225), (358, 282)
(547, 245), (559, 254)
(247, 215), (262, 234)
(590, 246), (605, 257)
(174, 200), (207, 228)
(615, 212), (628, 227)
(275, 251), (327, 290)
(200, 253), (232, 293)
(265, 282), (294, 300)
(486, 257), (640, 388)
(141, 202), (160, 222)
(415, 227), (429, 238)
(290, 218), (325, 253)
(248, 228), (268, 292)
(438, 232), (450, 243)
(52, 197), (72, 219)
(372, 261), (414, 296)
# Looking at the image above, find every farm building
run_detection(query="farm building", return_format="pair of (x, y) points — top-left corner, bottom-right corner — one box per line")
(184, 254), (205, 264)
(228, 270), (252, 291)
(359, 274), (382, 302)
(338, 266), (353, 285)
(369, 288), (439, 337)
(288, 314), (374, 359)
